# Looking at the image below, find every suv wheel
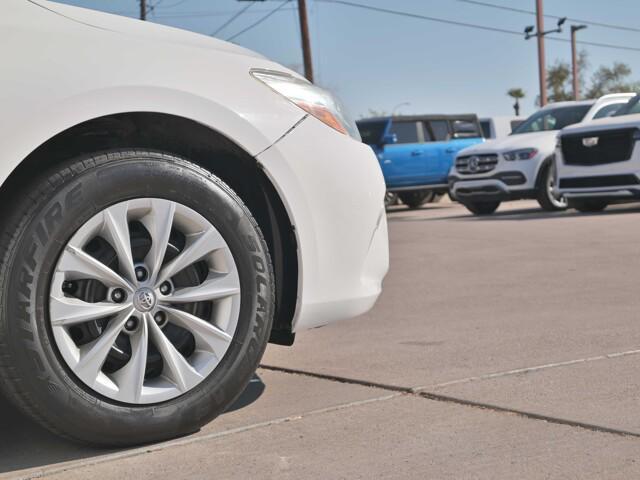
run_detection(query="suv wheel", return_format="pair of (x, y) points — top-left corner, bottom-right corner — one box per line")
(537, 162), (567, 211)
(572, 199), (609, 213)
(399, 191), (434, 209)
(0, 150), (274, 446)
(463, 200), (501, 216)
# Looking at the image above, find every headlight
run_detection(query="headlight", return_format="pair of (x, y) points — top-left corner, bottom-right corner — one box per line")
(503, 148), (538, 161)
(251, 69), (361, 141)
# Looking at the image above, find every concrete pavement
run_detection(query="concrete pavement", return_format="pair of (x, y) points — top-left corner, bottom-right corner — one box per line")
(2, 200), (640, 479)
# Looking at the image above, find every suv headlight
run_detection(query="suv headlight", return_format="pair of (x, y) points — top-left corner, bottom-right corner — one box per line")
(503, 148), (538, 161)
(251, 69), (361, 141)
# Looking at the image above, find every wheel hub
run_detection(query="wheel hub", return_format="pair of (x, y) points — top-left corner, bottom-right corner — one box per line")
(133, 287), (156, 313)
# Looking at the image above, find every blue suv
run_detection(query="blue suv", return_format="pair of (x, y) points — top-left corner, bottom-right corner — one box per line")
(358, 115), (484, 208)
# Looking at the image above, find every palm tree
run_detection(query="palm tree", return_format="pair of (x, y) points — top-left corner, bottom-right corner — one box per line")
(507, 88), (526, 116)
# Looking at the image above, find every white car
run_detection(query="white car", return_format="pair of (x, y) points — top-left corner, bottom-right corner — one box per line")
(0, 1), (388, 446)
(449, 94), (634, 215)
(479, 116), (524, 139)
(556, 94), (640, 212)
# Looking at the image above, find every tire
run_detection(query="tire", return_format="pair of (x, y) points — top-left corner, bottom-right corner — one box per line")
(0, 150), (275, 446)
(399, 191), (434, 209)
(430, 193), (444, 204)
(536, 161), (567, 212)
(572, 199), (609, 213)
(384, 191), (399, 209)
(463, 200), (501, 216)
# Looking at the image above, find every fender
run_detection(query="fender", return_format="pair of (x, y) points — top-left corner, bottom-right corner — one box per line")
(0, 85), (305, 189)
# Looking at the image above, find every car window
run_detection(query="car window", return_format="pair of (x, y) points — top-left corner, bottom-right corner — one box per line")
(452, 120), (481, 138)
(356, 120), (388, 145)
(420, 122), (434, 142)
(429, 120), (450, 141)
(614, 94), (640, 116)
(593, 103), (624, 119)
(512, 105), (591, 134)
(388, 121), (419, 144)
(510, 119), (524, 132)
(480, 120), (492, 138)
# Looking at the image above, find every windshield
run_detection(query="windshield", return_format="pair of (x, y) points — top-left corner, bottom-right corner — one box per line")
(357, 120), (388, 145)
(613, 94), (640, 116)
(512, 105), (591, 134)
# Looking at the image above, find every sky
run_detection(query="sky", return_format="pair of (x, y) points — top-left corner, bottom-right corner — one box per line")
(54, 0), (640, 119)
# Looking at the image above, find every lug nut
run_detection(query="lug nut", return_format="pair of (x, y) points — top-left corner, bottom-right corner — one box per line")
(125, 317), (139, 332)
(159, 282), (172, 295)
(111, 288), (126, 303)
(135, 266), (148, 282)
(154, 311), (167, 326)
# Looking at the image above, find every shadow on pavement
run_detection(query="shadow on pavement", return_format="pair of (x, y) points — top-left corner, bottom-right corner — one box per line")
(0, 374), (265, 474)
(389, 203), (640, 222)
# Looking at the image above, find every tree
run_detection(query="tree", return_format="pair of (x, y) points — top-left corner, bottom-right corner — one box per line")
(545, 51), (588, 103)
(585, 62), (640, 98)
(507, 88), (525, 116)
(542, 51), (638, 102)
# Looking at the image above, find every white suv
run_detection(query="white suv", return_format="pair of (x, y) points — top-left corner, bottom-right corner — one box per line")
(449, 94), (634, 215)
(556, 94), (640, 212)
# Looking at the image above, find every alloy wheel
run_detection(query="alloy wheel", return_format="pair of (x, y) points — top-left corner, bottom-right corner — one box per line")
(49, 198), (241, 404)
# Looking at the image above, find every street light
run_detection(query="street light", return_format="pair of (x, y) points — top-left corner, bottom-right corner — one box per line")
(392, 102), (410, 117)
(571, 25), (587, 100)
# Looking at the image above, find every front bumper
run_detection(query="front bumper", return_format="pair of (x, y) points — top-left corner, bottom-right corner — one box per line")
(449, 153), (543, 202)
(257, 116), (389, 331)
(556, 145), (640, 201)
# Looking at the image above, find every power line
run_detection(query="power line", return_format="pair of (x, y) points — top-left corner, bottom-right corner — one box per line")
(456, 0), (640, 34)
(317, 0), (640, 53)
(226, 0), (292, 42)
(318, 0), (524, 36)
(212, 2), (255, 36)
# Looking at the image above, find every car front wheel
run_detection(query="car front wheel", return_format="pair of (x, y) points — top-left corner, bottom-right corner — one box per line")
(0, 150), (274, 446)
(463, 200), (501, 216)
(536, 162), (567, 212)
(572, 199), (609, 213)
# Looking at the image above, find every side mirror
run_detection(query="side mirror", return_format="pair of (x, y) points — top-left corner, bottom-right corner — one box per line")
(381, 133), (398, 146)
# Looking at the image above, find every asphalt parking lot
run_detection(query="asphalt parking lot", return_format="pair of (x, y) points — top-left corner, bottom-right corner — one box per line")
(2, 199), (640, 479)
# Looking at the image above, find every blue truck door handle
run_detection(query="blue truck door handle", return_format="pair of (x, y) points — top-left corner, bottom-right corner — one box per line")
(445, 147), (457, 154)
(383, 159), (392, 164)
(411, 150), (423, 156)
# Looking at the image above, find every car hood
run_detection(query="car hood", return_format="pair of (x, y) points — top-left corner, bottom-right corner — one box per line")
(34, 0), (265, 59)
(458, 130), (557, 155)
(561, 113), (640, 135)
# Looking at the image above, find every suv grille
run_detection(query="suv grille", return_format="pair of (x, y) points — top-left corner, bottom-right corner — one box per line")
(562, 128), (637, 166)
(456, 154), (498, 174)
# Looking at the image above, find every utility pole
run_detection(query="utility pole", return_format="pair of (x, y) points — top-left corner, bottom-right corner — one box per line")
(535, 0), (546, 106)
(297, 0), (314, 83)
(237, 0), (314, 82)
(571, 25), (587, 100)
(140, 0), (147, 21)
(524, 2), (566, 107)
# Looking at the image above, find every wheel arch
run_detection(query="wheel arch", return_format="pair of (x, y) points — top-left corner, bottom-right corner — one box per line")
(534, 154), (555, 188)
(0, 112), (299, 345)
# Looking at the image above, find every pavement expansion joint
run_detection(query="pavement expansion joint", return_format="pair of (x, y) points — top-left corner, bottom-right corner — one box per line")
(261, 362), (640, 439)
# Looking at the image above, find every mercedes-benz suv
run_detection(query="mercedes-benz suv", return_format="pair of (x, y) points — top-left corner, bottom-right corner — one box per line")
(448, 94), (634, 215)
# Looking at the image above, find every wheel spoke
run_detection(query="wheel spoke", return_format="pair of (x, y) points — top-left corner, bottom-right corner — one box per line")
(58, 245), (133, 290)
(161, 306), (232, 356)
(147, 314), (203, 392)
(155, 228), (225, 286)
(163, 272), (240, 304)
(50, 296), (133, 326)
(111, 318), (148, 403)
(102, 202), (137, 285)
(75, 307), (134, 383)
(141, 199), (176, 285)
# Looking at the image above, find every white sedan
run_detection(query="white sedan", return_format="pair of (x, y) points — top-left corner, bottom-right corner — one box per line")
(0, 1), (388, 446)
